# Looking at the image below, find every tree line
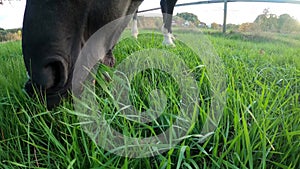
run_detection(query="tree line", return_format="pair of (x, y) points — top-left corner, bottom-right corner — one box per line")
(0, 28), (22, 42)
(176, 9), (300, 33)
(238, 8), (300, 33)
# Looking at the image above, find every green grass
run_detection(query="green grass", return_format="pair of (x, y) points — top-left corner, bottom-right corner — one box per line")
(0, 29), (299, 168)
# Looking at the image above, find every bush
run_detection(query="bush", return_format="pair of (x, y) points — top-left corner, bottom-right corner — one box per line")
(0, 29), (22, 42)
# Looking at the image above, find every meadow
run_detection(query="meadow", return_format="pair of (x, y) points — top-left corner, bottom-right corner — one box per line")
(0, 29), (299, 169)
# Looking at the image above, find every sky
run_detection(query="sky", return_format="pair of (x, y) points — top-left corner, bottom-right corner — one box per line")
(1, 0), (300, 29)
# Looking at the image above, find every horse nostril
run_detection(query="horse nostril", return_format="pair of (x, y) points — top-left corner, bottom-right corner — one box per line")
(24, 58), (69, 109)
(44, 61), (68, 90)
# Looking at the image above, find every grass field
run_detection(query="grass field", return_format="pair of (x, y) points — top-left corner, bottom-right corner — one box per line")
(0, 29), (299, 168)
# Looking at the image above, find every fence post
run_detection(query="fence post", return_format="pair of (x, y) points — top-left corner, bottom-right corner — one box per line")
(223, 0), (228, 33)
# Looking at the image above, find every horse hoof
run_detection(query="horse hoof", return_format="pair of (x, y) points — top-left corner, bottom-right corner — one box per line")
(163, 41), (176, 47)
(132, 33), (138, 39)
(171, 34), (176, 40)
(162, 34), (176, 47)
(102, 51), (115, 67)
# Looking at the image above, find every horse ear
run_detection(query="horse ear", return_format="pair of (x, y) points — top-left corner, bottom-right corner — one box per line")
(0, 0), (3, 5)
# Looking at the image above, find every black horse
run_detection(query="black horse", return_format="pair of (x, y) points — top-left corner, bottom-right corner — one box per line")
(132, 0), (178, 46)
(22, 0), (143, 108)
